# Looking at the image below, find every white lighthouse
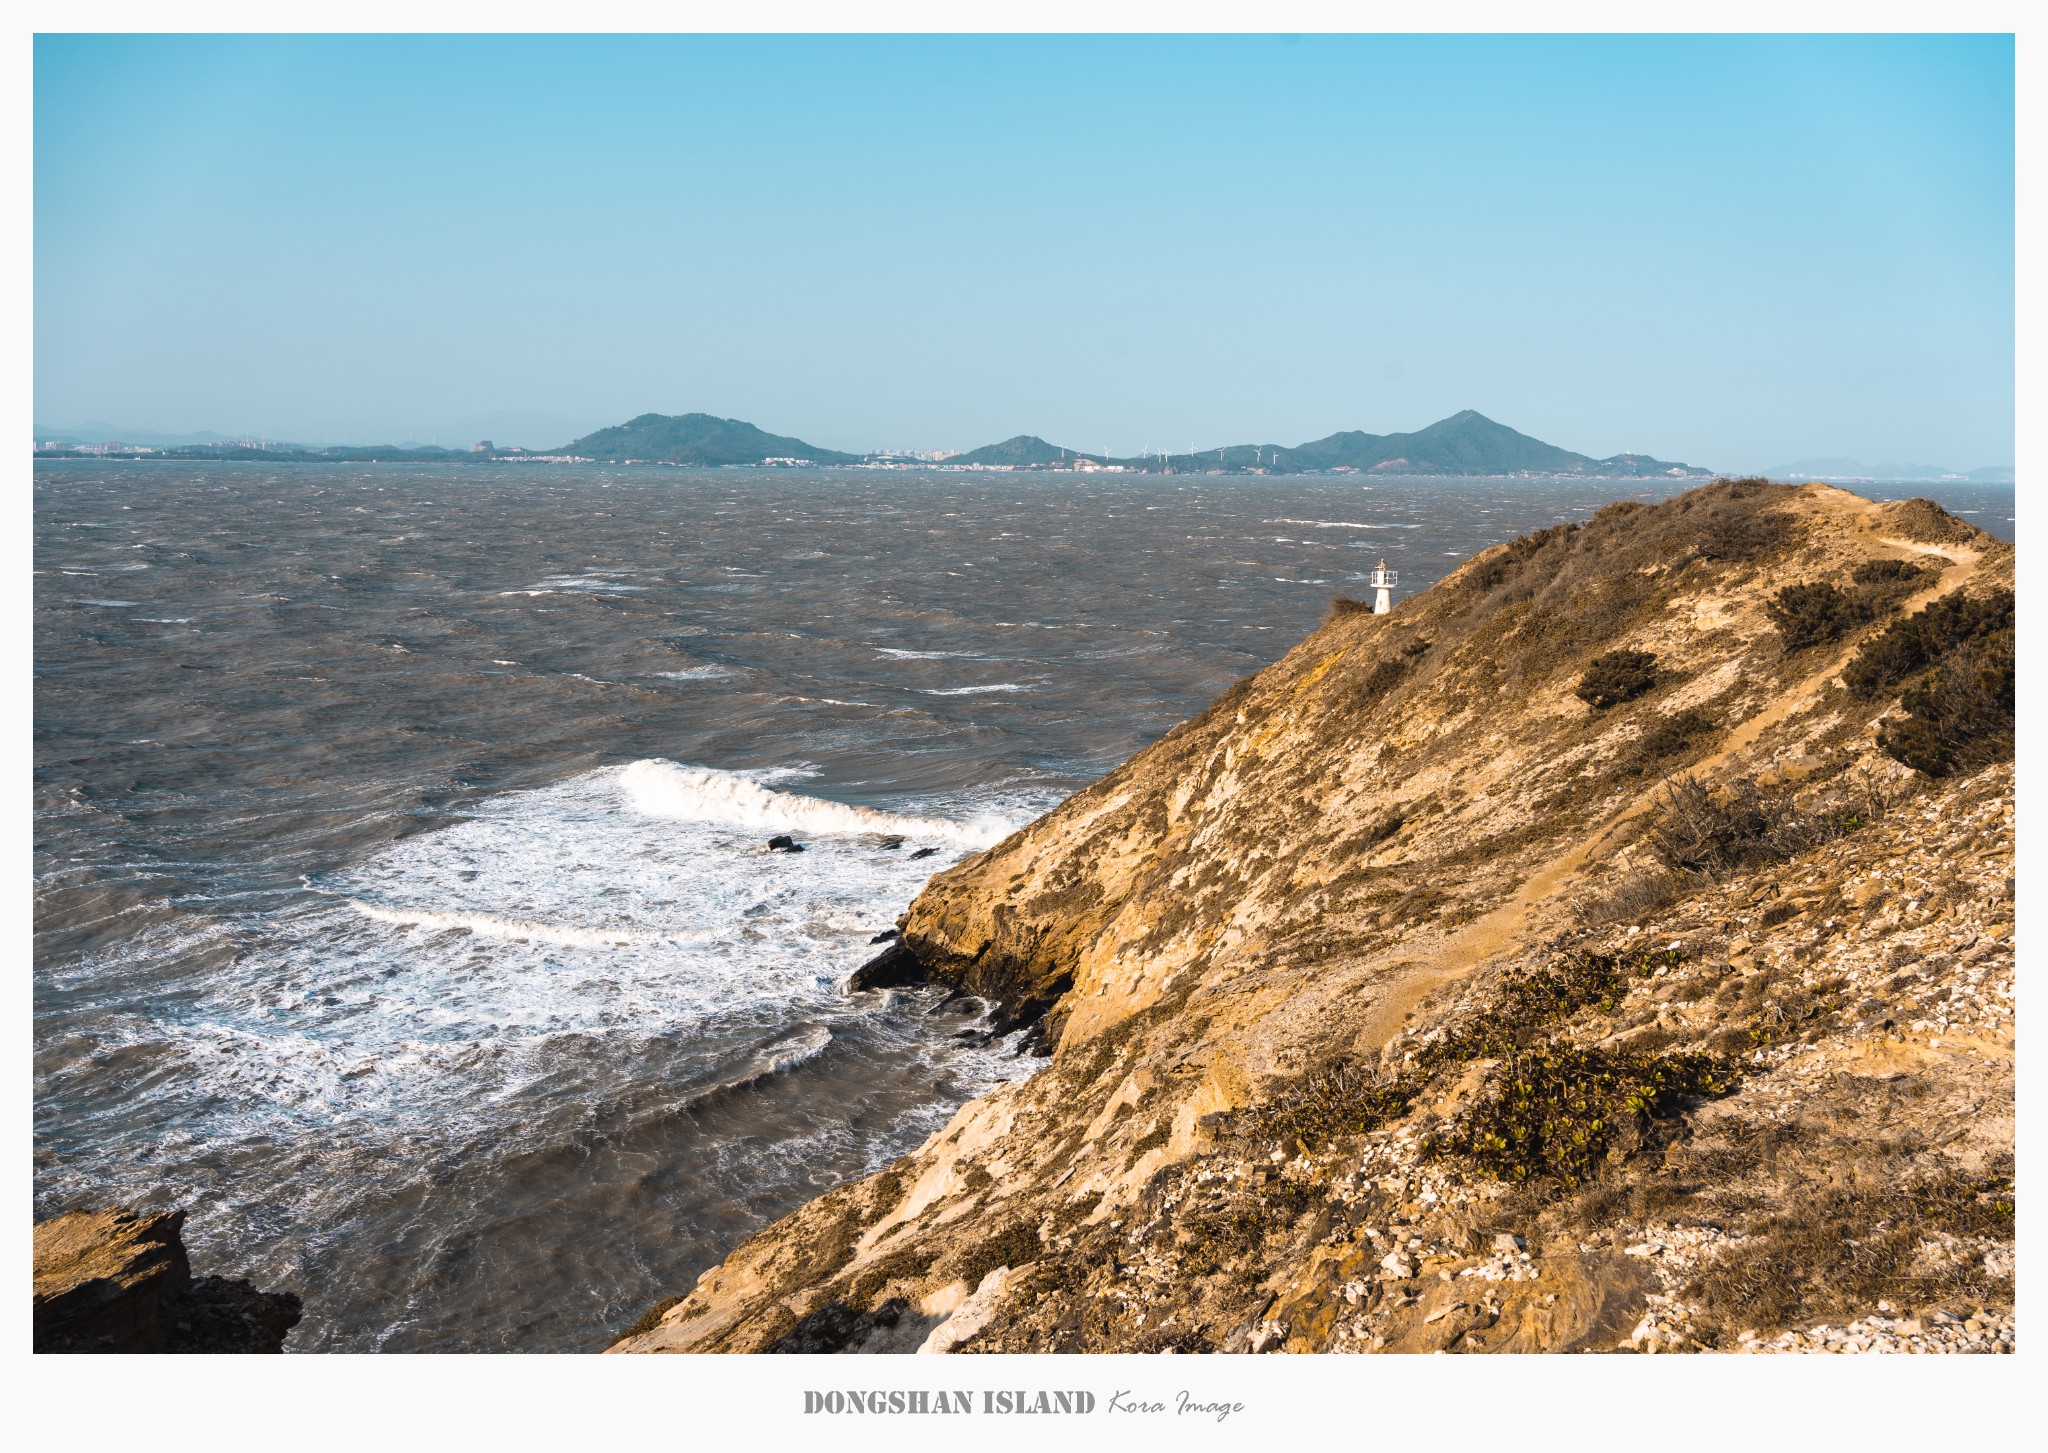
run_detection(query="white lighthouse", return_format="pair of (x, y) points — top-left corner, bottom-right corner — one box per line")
(1369, 557), (1399, 615)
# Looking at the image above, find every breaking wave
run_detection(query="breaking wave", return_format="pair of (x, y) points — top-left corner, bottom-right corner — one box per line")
(618, 759), (1009, 847)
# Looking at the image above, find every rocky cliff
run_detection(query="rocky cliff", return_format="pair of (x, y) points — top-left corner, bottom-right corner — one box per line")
(611, 480), (2014, 1355)
(34, 1207), (304, 1353)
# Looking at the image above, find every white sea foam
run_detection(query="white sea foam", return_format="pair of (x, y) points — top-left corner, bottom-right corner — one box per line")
(618, 759), (1008, 846)
(916, 683), (1033, 696)
(1262, 518), (1424, 529)
(347, 900), (714, 948)
(655, 666), (733, 680)
(49, 761), (1041, 1159)
(875, 647), (986, 659)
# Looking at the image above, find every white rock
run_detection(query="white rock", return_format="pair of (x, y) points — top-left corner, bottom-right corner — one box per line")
(916, 1266), (1015, 1354)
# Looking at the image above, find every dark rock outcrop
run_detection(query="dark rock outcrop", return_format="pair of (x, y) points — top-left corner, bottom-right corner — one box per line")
(34, 1207), (302, 1353)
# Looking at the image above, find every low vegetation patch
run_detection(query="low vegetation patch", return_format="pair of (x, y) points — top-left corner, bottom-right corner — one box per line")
(1581, 869), (1687, 925)
(1851, 557), (1933, 593)
(1878, 497), (1978, 546)
(845, 1243), (937, 1311)
(1466, 521), (1579, 594)
(948, 1221), (1044, 1290)
(1242, 945), (1719, 1190)
(1686, 1159), (2015, 1338)
(1648, 774), (1867, 882)
(1680, 483), (1796, 562)
(1764, 562), (1934, 653)
(1766, 582), (1870, 650)
(1844, 588), (2013, 698)
(1576, 649), (1659, 709)
(1436, 1043), (1737, 1189)
(1629, 707), (1720, 771)
(1845, 589), (2014, 777)
(1880, 633), (2014, 777)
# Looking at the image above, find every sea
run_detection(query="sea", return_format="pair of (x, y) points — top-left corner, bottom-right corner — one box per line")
(31, 463), (2013, 1351)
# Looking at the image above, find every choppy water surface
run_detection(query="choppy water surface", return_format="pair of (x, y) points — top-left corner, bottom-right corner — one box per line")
(33, 463), (2013, 1350)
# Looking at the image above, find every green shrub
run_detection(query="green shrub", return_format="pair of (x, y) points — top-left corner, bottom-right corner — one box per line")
(1879, 632), (2015, 777)
(1576, 649), (1659, 709)
(1438, 1044), (1737, 1189)
(1766, 582), (1871, 650)
(1851, 558), (1930, 592)
(1844, 589), (2014, 699)
(1841, 588), (2014, 777)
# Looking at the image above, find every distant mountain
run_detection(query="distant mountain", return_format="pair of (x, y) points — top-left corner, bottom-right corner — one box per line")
(559, 413), (858, 466)
(945, 435), (1108, 468)
(36, 423), (258, 448)
(1280, 410), (1619, 475)
(1762, 457), (2013, 484)
(950, 411), (1708, 477)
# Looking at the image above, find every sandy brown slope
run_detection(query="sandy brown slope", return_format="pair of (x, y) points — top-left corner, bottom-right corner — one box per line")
(610, 481), (2014, 1355)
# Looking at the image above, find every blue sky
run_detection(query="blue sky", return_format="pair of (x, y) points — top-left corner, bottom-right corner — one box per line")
(35, 34), (2014, 468)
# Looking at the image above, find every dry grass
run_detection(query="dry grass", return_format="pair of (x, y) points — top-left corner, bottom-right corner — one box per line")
(1685, 1158), (2015, 1338)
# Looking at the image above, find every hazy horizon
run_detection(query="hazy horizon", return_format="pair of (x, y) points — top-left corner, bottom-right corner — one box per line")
(29, 407), (2018, 478)
(36, 35), (2014, 472)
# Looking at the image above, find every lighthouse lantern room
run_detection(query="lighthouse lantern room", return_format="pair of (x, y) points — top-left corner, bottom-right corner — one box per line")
(1369, 557), (1399, 615)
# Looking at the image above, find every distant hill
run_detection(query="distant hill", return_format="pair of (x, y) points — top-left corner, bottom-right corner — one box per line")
(945, 435), (1108, 468)
(1282, 410), (1606, 474)
(559, 413), (857, 466)
(949, 411), (1709, 477)
(1762, 457), (2013, 484)
(36, 423), (270, 448)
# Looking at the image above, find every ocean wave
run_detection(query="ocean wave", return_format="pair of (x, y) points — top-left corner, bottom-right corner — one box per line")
(669, 1025), (838, 1114)
(915, 683), (1033, 696)
(347, 900), (713, 948)
(875, 647), (986, 660)
(618, 759), (1009, 846)
(1262, 518), (1424, 529)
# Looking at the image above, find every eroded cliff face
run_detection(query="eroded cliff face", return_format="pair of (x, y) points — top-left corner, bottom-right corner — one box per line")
(611, 482), (2014, 1355)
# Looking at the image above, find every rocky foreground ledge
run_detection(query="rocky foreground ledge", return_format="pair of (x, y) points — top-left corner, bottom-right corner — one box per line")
(612, 481), (2014, 1355)
(34, 1208), (302, 1353)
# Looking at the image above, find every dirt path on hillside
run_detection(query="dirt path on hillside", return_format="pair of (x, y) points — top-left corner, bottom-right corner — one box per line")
(1348, 520), (1983, 1054)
